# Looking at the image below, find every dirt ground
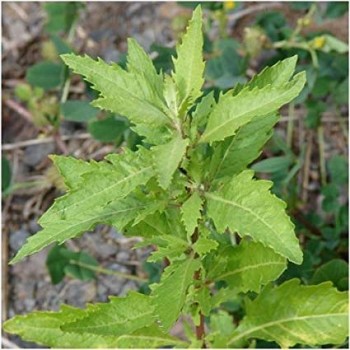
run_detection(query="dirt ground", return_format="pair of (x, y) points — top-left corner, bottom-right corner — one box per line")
(1, 2), (348, 348)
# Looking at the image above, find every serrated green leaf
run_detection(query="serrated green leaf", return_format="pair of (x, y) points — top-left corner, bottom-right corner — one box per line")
(193, 236), (219, 257)
(125, 211), (171, 238)
(208, 310), (236, 348)
(142, 235), (189, 263)
(50, 154), (100, 190)
(163, 74), (178, 115)
(228, 280), (349, 348)
(116, 325), (187, 348)
(200, 71), (305, 143)
(151, 258), (201, 331)
(190, 91), (216, 140)
(126, 38), (164, 101)
(248, 55), (298, 89)
(151, 136), (189, 189)
(127, 207), (187, 242)
(172, 6), (205, 113)
(3, 305), (120, 348)
(209, 113), (279, 181)
(61, 53), (172, 144)
(209, 239), (286, 293)
(10, 149), (155, 264)
(62, 291), (155, 336)
(196, 286), (212, 316)
(181, 191), (203, 240)
(206, 170), (302, 264)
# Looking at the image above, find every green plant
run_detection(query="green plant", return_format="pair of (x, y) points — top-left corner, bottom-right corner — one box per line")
(4, 7), (348, 348)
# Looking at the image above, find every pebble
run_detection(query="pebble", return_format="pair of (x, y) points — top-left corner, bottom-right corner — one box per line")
(119, 281), (138, 296)
(95, 243), (117, 260)
(28, 220), (41, 234)
(9, 229), (30, 252)
(63, 281), (97, 308)
(23, 143), (55, 167)
(116, 250), (130, 262)
(103, 48), (120, 63)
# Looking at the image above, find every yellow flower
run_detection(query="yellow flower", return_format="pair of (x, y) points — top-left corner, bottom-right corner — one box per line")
(311, 36), (326, 49)
(224, 1), (235, 11)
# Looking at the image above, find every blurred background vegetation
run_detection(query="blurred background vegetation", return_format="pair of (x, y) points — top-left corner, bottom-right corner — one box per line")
(2, 2), (348, 348)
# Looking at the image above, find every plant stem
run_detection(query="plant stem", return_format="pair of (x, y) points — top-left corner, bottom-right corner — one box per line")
(196, 313), (206, 348)
(69, 260), (147, 283)
(191, 228), (206, 348)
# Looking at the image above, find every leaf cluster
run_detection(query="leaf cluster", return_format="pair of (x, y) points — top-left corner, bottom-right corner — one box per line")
(4, 6), (348, 349)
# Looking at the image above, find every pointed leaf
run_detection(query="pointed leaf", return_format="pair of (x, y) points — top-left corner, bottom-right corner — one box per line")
(200, 71), (305, 143)
(116, 325), (187, 348)
(3, 305), (120, 348)
(61, 54), (172, 143)
(10, 149), (155, 264)
(181, 191), (203, 240)
(50, 154), (100, 190)
(228, 280), (349, 348)
(151, 258), (201, 331)
(151, 136), (189, 189)
(126, 38), (164, 100)
(62, 291), (154, 336)
(140, 235), (189, 263)
(208, 310), (236, 348)
(209, 239), (287, 293)
(172, 6), (205, 112)
(190, 91), (216, 140)
(248, 55), (298, 89)
(193, 236), (219, 257)
(206, 170), (302, 264)
(209, 113), (279, 180)
(125, 211), (171, 238)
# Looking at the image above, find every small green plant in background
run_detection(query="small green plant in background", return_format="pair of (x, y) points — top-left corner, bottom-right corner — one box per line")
(3, 7), (348, 349)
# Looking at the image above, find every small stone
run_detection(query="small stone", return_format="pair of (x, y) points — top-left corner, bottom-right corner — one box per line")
(119, 281), (138, 296)
(23, 299), (36, 311)
(23, 143), (55, 167)
(107, 227), (124, 240)
(63, 281), (96, 308)
(9, 229), (30, 252)
(116, 250), (130, 262)
(109, 262), (130, 274)
(28, 220), (41, 234)
(103, 48), (120, 63)
(95, 243), (117, 260)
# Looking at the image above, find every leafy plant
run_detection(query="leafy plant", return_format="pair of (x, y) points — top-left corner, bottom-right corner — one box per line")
(4, 7), (348, 348)
(46, 244), (98, 284)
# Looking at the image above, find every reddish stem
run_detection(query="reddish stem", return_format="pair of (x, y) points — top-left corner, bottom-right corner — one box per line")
(196, 313), (206, 348)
